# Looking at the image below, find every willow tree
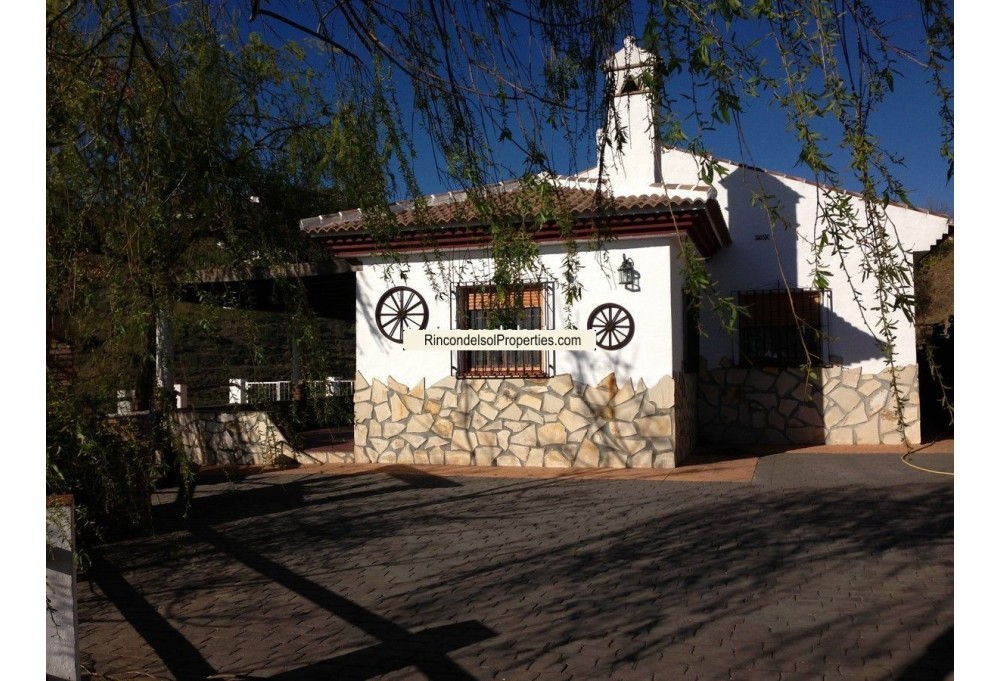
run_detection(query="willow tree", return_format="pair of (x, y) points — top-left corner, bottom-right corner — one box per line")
(46, 0), (387, 537)
(256, 0), (953, 426)
(48, 0), (953, 534)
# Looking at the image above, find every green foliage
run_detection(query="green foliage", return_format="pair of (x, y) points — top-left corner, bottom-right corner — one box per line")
(46, 0), (365, 537)
(263, 4), (950, 397)
(46, 386), (161, 545)
(48, 0), (954, 536)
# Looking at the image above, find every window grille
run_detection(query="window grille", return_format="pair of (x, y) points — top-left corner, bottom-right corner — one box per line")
(737, 288), (829, 366)
(453, 283), (554, 378)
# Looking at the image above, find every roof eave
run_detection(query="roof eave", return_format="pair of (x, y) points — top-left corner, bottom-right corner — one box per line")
(312, 203), (731, 259)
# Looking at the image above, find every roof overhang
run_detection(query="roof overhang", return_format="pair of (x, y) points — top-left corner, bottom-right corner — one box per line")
(305, 197), (730, 260)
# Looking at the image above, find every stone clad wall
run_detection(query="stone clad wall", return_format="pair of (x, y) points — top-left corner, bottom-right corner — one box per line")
(823, 364), (919, 444)
(47, 496), (80, 681)
(172, 409), (292, 465)
(697, 361), (920, 445)
(674, 373), (698, 461)
(353, 371), (690, 468)
(698, 363), (824, 445)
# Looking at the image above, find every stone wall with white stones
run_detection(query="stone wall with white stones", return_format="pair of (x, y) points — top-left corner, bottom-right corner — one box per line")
(172, 409), (293, 466)
(822, 364), (920, 444)
(350, 370), (694, 468)
(697, 362), (920, 446)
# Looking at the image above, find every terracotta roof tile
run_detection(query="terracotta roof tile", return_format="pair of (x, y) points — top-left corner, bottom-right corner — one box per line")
(300, 184), (715, 235)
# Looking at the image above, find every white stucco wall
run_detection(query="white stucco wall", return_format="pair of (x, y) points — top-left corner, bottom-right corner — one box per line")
(348, 32), (951, 397)
(353, 143), (951, 387)
(654, 149), (951, 373)
(356, 237), (686, 387)
(594, 37), (949, 376)
(564, 33), (951, 377)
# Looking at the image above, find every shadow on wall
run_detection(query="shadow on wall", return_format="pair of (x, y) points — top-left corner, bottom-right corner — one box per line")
(356, 274), (392, 372)
(697, 364), (824, 446)
(719, 166), (901, 367)
(825, 305), (894, 367)
(560, 339), (637, 390)
(697, 169), (912, 446)
(171, 408), (294, 466)
(718, 165), (803, 291)
(700, 170), (823, 446)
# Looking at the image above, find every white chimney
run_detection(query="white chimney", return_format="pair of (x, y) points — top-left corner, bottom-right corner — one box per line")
(601, 36), (662, 193)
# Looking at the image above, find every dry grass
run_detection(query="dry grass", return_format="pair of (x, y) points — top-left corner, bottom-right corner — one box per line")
(915, 237), (953, 328)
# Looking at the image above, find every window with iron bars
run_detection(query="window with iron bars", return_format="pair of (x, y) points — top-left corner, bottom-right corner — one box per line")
(737, 288), (830, 366)
(454, 283), (553, 378)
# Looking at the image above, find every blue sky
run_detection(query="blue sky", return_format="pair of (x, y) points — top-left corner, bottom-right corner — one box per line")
(351, 3), (948, 214)
(14, 7), (975, 676)
(249, 2), (952, 214)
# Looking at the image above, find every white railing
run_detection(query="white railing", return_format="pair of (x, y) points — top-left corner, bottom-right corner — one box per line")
(313, 378), (356, 397)
(249, 380), (291, 403)
(114, 384), (188, 414)
(229, 377), (354, 404)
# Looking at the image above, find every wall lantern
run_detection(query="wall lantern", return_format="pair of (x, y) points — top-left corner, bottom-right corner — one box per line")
(618, 255), (640, 292)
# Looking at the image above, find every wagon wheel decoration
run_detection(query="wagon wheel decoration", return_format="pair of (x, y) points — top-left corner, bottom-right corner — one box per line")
(587, 303), (635, 350)
(375, 287), (428, 344)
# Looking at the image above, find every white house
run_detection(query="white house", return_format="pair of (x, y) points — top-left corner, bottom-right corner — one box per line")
(300, 38), (950, 469)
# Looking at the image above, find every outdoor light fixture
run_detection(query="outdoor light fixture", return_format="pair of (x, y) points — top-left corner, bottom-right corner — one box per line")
(618, 255), (640, 291)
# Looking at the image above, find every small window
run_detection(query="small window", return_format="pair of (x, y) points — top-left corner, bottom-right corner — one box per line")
(455, 284), (549, 378)
(620, 75), (641, 94)
(737, 288), (828, 366)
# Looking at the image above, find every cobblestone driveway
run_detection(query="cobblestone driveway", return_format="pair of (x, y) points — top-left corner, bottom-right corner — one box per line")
(78, 461), (953, 680)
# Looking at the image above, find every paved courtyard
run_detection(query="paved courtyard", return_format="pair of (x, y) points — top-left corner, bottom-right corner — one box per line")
(77, 452), (953, 680)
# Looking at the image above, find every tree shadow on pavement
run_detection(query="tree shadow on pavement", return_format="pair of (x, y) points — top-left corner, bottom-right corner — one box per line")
(80, 471), (953, 680)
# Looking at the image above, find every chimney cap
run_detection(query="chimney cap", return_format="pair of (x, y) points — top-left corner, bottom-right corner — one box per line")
(604, 36), (658, 73)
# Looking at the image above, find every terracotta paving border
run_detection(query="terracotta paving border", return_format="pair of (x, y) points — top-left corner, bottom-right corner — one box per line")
(269, 457), (760, 483)
(196, 451), (761, 484)
(197, 439), (953, 486)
